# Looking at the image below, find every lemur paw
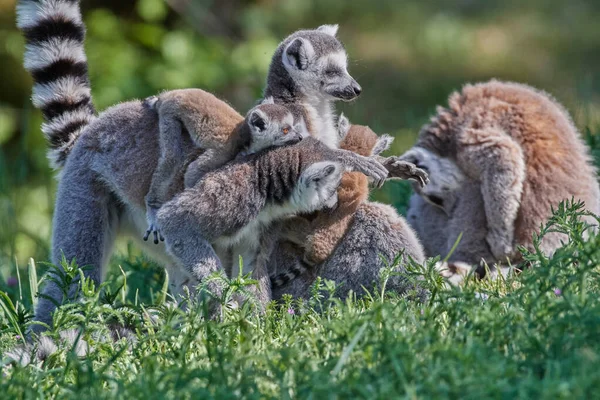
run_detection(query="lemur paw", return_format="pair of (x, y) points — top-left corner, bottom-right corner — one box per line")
(143, 207), (165, 244)
(384, 157), (430, 187)
(486, 233), (513, 261)
(352, 156), (389, 188)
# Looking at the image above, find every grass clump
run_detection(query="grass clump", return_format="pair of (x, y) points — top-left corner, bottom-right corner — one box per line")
(0, 200), (599, 399)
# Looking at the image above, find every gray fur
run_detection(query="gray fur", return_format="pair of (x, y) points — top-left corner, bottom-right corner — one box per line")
(20, 10), (423, 329)
(144, 93), (304, 244)
(270, 201), (426, 300)
(156, 137), (389, 309)
(405, 80), (600, 283)
(263, 26), (360, 148)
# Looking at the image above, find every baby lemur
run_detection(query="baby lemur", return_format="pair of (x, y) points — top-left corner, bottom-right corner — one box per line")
(143, 93), (305, 243)
(156, 134), (389, 308)
(402, 80), (600, 280)
(269, 116), (426, 287)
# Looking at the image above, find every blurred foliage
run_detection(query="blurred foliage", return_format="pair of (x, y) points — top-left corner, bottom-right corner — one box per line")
(0, 0), (599, 286)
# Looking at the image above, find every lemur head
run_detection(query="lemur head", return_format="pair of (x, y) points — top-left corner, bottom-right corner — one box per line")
(265, 25), (361, 103)
(244, 98), (308, 154)
(400, 147), (466, 215)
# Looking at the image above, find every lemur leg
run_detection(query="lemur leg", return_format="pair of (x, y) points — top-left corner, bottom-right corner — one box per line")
(33, 167), (117, 334)
(458, 128), (525, 261)
(160, 229), (224, 318)
(144, 114), (192, 243)
(183, 149), (232, 189)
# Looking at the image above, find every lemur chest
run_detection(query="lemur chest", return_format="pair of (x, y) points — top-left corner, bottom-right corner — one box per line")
(304, 105), (338, 149)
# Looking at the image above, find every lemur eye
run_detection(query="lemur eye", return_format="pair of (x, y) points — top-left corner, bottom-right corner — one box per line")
(282, 127), (290, 135)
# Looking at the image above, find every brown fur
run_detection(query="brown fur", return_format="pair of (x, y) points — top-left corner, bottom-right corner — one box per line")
(146, 89), (244, 216)
(411, 80), (599, 264)
(300, 124), (378, 264)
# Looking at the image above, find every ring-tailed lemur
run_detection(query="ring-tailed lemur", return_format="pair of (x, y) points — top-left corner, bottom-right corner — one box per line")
(249, 25), (428, 297)
(143, 93), (307, 244)
(157, 134), (389, 309)
(402, 80), (600, 283)
(269, 116), (428, 288)
(16, 0), (422, 330)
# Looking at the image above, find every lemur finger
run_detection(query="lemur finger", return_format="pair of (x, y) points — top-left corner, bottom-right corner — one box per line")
(143, 229), (151, 241)
(153, 230), (159, 245)
(159, 232), (165, 242)
(356, 157), (389, 182)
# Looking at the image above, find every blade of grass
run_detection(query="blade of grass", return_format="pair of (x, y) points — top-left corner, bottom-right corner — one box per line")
(28, 257), (38, 308)
(331, 322), (368, 377)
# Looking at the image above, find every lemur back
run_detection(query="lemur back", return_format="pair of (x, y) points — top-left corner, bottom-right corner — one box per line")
(144, 92), (303, 243)
(403, 80), (600, 277)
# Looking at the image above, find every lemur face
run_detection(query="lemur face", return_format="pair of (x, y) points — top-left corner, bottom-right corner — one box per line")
(281, 25), (362, 102)
(400, 146), (466, 215)
(246, 104), (308, 154)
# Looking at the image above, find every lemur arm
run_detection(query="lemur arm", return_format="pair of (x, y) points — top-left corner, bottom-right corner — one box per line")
(458, 127), (526, 261)
(328, 148), (389, 188)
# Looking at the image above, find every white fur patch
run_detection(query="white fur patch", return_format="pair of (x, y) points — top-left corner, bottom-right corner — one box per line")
(324, 50), (348, 71)
(303, 95), (338, 148)
(317, 24), (339, 37)
(17, 0), (83, 29)
(337, 113), (351, 140)
(32, 76), (91, 108)
(24, 38), (86, 71)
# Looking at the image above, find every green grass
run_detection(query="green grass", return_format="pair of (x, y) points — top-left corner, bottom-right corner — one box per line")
(1, 200), (600, 399)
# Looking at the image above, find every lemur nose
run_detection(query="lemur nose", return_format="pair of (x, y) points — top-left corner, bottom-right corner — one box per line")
(352, 82), (362, 96)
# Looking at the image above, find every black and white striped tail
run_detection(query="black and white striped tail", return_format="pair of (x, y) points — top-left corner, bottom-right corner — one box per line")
(270, 259), (312, 288)
(17, 0), (96, 169)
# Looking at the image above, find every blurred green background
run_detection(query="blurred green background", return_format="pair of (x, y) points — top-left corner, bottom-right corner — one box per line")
(1, 0), (599, 298)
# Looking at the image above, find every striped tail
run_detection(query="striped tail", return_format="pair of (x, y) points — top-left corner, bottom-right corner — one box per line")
(16, 0), (96, 169)
(270, 258), (312, 288)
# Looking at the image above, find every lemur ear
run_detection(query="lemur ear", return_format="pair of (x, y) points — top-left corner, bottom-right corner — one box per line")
(249, 109), (267, 132)
(371, 134), (395, 156)
(337, 113), (351, 141)
(317, 24), (339, 37)
(261, 96), (275, 105)
(283, 38), (315, 70)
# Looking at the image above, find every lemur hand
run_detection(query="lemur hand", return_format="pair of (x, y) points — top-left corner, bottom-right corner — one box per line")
(382, 157), (429, 188)
(347, 155), (389, 188)
(143, 205), (165, 244)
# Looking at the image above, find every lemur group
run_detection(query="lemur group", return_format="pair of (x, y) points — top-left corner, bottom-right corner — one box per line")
(17, 1), (600, 329)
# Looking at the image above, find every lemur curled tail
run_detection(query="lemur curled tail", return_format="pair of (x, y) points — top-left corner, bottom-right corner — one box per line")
(17, 0), (96, 168)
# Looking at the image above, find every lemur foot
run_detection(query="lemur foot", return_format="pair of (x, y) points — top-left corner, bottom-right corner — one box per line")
(383, 157), (429, 187)
(143, 207), (165, 244)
